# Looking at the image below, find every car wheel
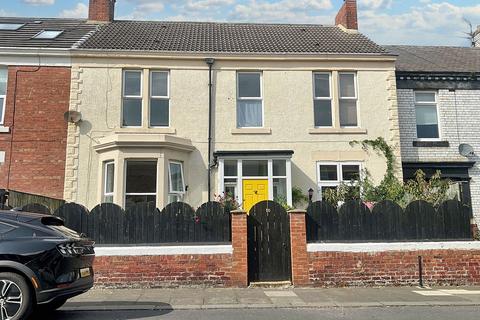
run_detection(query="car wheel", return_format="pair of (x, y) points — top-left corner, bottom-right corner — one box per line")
(0, 272), (33, 320)
(36, 298), (67, 313)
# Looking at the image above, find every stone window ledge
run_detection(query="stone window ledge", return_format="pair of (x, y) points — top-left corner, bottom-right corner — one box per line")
(413, 140), (450, 148)
(231, 128), (272, 135)
(116, 128), (177, 135)
(0, 126), (10, 133)
(308, 128), (367, 135)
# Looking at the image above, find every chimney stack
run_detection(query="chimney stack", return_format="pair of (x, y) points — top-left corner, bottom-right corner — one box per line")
(474, 25), (480, 47)
(89, 0), (116, 23)
(335, 0), (358, 30)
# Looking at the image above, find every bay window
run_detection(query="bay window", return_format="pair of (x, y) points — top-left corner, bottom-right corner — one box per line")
(122, 70), (143, 127)
(313, 72), (333, 127)
(237, 72), (263, 128)
(415, 91), (439, 139)
(339, 72), (358, 127)
(0, 67), (7, 125)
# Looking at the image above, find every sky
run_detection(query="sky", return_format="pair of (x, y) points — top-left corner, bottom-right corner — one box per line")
(1, 0), (479, 46)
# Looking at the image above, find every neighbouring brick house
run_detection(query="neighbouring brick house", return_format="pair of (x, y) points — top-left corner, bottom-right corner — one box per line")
(64, 0), (402, 211)
(0, 18), (98, 200)
(387, 45), (480, 225)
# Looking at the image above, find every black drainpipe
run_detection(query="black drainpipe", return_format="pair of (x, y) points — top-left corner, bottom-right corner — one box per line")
(205, 58), (215, 201)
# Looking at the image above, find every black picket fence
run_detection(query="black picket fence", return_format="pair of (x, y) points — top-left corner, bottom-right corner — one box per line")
(9, 201), (232, 245)
(307, 199), (472, 242)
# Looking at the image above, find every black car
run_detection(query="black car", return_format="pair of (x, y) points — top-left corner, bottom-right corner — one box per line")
(0, 210), (95, 320)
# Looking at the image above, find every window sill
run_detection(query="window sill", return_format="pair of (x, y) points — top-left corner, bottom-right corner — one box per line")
(413, 140), (449, 148)
(0, 126), (10, 133)
(231, 128), (272, 135)
(115, 127), (177, 135)
(308, 128), (367, 135)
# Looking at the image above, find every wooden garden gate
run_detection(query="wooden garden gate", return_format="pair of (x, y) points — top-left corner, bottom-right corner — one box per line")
(247, 201), (291, 283)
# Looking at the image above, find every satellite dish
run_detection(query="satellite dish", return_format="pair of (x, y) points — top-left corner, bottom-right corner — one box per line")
(459, 144), (475, 157)
(63, 111), (82, 124)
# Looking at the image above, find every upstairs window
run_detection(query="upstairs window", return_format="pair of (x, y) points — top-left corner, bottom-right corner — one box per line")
(33, 30), (63, 39)
(415, 91), (439, 139)
(313, 72), (333, 127)
(150, 71), (169, 127)
(122, 70), (143, 127)
(0, 23), (24, 31)
(0, 67), (7, 125)
(339, 73), (358, 127)
(237, 72), (263, 128)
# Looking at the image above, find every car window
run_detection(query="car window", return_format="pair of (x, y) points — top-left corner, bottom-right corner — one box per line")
(0, 222), (15, 234)
(2, 225), (52, 239)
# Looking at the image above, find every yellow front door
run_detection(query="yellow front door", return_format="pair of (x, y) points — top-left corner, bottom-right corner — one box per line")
(243, 179), (269, 212)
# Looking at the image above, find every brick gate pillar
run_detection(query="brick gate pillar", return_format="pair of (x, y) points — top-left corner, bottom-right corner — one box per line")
(289, 210), (309, 286)
(231, 210), (248, 287)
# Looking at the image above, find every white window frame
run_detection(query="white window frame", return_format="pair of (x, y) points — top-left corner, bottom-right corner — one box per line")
(338, 72), (359, 128)
(168, 161), (186, 195)
(414, 91), (441, 141)
(0, 66), (7, 125)
(316, 162), (362, 200)
(149, 70), (170, 128)
(32, 30), (64, 39)
(124, 160), (158, 204)
(313, 72), (333, 128)
(236, 71), (264, 128)
(103, 161), (115, 203)
(122, 70), (143, 128)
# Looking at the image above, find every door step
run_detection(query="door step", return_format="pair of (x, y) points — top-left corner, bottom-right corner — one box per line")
(249, 281), (292, 289)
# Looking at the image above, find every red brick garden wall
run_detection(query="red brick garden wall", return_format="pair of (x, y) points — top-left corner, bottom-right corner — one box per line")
(0, 66), (70, 199)
(308, 250), (480, 287)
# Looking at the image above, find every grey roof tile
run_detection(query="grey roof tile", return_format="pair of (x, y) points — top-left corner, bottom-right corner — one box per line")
(80, 20), (388, 55)
(0, 17), (98, 49)
(385, 45), (480, 73)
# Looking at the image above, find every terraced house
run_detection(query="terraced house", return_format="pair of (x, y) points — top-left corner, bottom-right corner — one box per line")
(63, 0), (402, 211)
(0, 17), (98, 200)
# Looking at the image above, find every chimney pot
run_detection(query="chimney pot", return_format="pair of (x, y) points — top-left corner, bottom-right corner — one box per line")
(335, 0), (358, 30)
(89, 0), (116, 23)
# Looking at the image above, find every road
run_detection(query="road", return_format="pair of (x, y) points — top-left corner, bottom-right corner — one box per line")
(31, 306), (480, 320)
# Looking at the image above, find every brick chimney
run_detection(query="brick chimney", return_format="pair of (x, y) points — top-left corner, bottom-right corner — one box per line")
(335, 0), (358, 30)
(89, 0), (116, 23)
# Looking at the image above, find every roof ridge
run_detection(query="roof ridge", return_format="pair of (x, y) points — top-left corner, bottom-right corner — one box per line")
(111, 19), (336, 28)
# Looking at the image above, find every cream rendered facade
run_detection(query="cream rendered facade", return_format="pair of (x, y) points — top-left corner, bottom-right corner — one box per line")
(64, 52), (401, 210)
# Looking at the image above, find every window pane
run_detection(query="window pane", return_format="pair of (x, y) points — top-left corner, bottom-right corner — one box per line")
(126, 161), (157, 194)
(105, 163), (114, 194)
(243, 160), (268, 176)
(0, 23), (24, 30)
(151, 72), (168, 97)
(225, 185), (237, 198)
(168, 194), (181, 204)
(238, 73), (261, 98)
(314, 73), (330, 97)
(224, 160), (237, 176)
(126, 195), (156, 208)
(169, 162), (184, 193)
(339, 73), (356, 98)
(416, 106), (439, 138)
(339, 100), (358, 127)
(342, 165), (360, 181)
(104, 195), (113, 204)
(0, 98), (4, 123)
(273, 178), (287, 202)
(415, 92), (436, 103)
(150, 99), (169, 127)
(34, 30), (63, 39)
(320, 165), (338, 181)
(237, 100), (262, 127)
(124, 71), (141, 96)
(0, 68), (7, 95)
(273, 160), (286, 176)
(123, 99), (142, 126)
(314, 100), (332, 127)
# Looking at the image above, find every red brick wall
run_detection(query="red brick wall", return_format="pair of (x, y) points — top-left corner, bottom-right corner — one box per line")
(335, 0), (358, 30)
(89, 0), (115, 22)
(94, 254), (234, 288)
(230, 211), (248, 287)
(309, 250), (480, 287)
(290, 211), (309, 286)
(0, 66), (70, 199)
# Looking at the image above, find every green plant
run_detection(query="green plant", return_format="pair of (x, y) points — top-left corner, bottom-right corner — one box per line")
(214, 192), (241, 211)
(292, 186), (308, 207)
(404, 169), (454, 207)
(274, 195), (293, 211)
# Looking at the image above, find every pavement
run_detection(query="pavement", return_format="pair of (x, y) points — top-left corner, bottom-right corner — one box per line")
(63, 286), (480, 311)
